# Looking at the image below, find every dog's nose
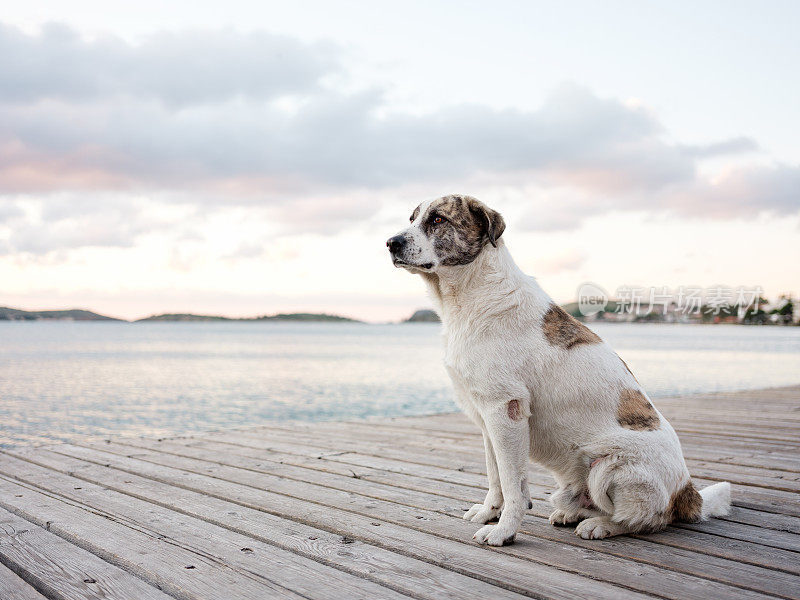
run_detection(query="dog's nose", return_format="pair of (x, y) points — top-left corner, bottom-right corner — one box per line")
(386, 235), (406, 253)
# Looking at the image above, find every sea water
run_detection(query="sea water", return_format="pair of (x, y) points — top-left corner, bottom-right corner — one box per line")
(1, 321), (799, 447)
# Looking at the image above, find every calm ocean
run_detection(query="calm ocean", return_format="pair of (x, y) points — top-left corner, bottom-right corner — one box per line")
(1, 321), (799, 447)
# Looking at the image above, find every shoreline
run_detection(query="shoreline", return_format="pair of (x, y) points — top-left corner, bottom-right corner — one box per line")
(2, 319), (799, 327)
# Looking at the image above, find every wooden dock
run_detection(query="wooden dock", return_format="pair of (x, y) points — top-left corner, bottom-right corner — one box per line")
(1, 386), (799, 600)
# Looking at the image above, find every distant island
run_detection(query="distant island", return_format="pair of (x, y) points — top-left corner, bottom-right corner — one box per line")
(135, 313), (232, 322)
(4, 301), (795, 325)
(136, 312), (362, 323)
(0, 307), (121, 321)
(256, 313), (359, 322)
(405, 309), (440, 323)
(1, 306), (360, 323)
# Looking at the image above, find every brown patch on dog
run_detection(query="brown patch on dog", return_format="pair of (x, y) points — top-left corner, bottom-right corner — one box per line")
(542, 303), (602, 349)
(507, 399), (522, 420)
(617, 389), (660, 431)
(669, 481), (703, 522)
(461, 196), (505, 248)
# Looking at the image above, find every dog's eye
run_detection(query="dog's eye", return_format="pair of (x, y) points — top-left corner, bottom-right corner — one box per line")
(433, 216), (443, 224)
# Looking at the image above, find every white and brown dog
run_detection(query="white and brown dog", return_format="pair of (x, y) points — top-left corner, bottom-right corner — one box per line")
(387, 194), (731, 546)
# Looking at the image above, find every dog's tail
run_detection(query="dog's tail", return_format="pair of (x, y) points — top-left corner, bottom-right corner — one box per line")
(699, 481), (732, 520)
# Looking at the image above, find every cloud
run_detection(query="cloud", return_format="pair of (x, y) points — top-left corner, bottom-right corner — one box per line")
(0, 21), (797, 255)
(663, 163), (800, 218)
(0, 195), (175, 255)
(0, 83), (678, 192)
(0, 22), (337, 106)
(679, 136), (758, 158)
(0, 23), (696, 197)
(0, 200), (23, 223)
(514, 160), (800, 233)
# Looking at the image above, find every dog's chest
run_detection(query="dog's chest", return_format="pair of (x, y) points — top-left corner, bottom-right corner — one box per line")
(441, 328), (495, 392)
(441, 329), (470, 374)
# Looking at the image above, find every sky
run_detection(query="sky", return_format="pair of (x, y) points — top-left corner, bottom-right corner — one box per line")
(0, 1), (798, 321)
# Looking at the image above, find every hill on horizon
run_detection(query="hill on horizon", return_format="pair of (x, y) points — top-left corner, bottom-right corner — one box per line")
(1, 306), (362, 323)
(136, 313), (233, 322)
(255, 312), (360, 322)
(405, 309), (440, 323)
(0, 307), (121, 321)
(137, 312), (361, 323)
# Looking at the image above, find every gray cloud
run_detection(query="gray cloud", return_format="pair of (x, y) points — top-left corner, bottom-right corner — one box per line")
(679, 136), (758, 158)
(1, 196), (167, 255)
(662, 163), (800, 217)
(0, 21), (797, 254)
(516, 162), (800, 233)
(0, 201), (24, 223)
(0, 23), (336, 106)
(0, 21), (765, 200)
(0, 84), (691, 193)
(0, 23), (690, 194)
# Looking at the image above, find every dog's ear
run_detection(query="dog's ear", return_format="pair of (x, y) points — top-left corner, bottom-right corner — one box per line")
(469, 199), (506, 247)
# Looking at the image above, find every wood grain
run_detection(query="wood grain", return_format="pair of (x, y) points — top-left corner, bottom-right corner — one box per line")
(0, 385), (798, 600)
(0, 506), (169, 600)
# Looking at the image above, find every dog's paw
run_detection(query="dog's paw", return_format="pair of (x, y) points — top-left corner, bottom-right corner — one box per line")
(463, 503), (502, 523)
(549, 509), (581, 526)
(574, 517), (614, 540)
(473, 524), (516, 546)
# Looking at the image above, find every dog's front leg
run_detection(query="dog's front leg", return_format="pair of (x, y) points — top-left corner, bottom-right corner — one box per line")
(463, 427), (504, 523)
(473, 400), (529, 546)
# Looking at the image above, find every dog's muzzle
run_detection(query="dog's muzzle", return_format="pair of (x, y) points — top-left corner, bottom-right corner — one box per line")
(387, 234), (433, 270)
(387, 234), (410, 267)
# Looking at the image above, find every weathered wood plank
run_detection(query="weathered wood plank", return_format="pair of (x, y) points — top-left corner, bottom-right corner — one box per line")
(186, 428), (800, 533)
(2, 385), (798, 600)
(0, 475), (313, 600)
(307, 422), (800, 478)
(183, 435), (800, 537)
(0, 462), (414, 600)
(313, 416), (800, 467)
(37, 443), (792, 599)
(245, 420), (800, 491)
(372, 407), (800, 452)
(0, 560), (47, 600)
(0, 452), (529, 600)
(224, 422), (796, 485)
(107, 436), (800, 568)
(201, 425), (800, 515)
(208, 429), (800, 531)
(0, 506), (171, 600)
(4, 447), (650, 600)
(314, 415), (800, 466)
(115, 435), (800, 558)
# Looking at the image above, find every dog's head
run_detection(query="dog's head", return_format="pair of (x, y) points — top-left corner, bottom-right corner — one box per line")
(386, 194), (505, 273)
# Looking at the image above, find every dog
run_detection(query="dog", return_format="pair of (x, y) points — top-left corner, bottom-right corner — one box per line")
(387, 194), (731, 546)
